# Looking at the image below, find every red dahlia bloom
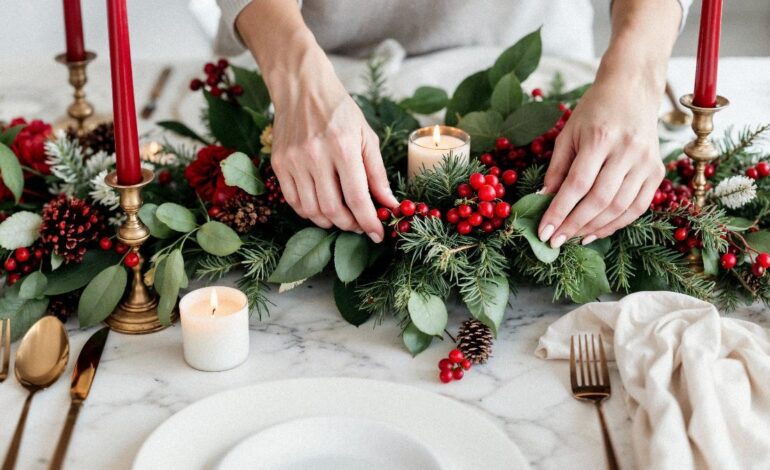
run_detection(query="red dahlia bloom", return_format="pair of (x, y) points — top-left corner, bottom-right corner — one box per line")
(183, 145), (240, 203)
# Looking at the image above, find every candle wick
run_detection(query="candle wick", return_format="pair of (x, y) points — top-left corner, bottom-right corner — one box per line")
(211, 307), (216, 317)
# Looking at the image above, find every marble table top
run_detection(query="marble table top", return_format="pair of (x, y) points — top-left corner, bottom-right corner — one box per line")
(0, 54), (769, 469)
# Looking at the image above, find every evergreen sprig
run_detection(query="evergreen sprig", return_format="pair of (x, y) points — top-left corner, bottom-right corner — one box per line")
(406, 155), (485, 208)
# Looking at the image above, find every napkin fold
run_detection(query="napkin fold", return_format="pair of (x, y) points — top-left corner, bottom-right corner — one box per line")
(535, 291), (770, 470)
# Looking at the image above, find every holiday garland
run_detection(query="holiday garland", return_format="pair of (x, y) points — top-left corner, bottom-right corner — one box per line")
(0, 30), (769, 361)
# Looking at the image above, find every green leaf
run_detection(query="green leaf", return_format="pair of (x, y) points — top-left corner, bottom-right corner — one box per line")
(702, 247), (719, 277)
(220, 152), (265, 196)
(488, 28), (542, 86)
(268, 228), (337, 283)
(138, 203), (174, 239)
(19, 271), (47, 300)
(513, 217), (559, 263)
(378, 99), (420, 134)
(464, 276), (509, 336)
(445, 70), (492, 126)
(50, 253), (64, 271)
(333, 278), (372, 327)
(407, 292), (447, 336)
(402, 323), (433, 357)
(457, 110), (503, 152)
(399, 86), (449, 114)
(745, 231), (770, 253)
(78, 265), (128, 328)
(231, 65), (271, 113)
(0, 125), (24, 146)
(155, 249), (185, 325)
(725, 216), (754, 232)
(197, 221), (242, 256)
(0, 211), (42, 249)
(490, 72), (523, 117)
(334, 232), (369, 283)
(155, 203), (197, 233)
(0, 284), (49, 341)
(244, 106), (272, 130)
(551, 83), (591, 103)
(156, 120), (210, 145)
(570, 247), (611, 303)
(585, 237), (612, 257)
(0, 142), (24, 203)
(205, 91), (259, 155)
(511, 193), (553, 219)
(500, 102), (562, 146)
(45, 250), (120, 296)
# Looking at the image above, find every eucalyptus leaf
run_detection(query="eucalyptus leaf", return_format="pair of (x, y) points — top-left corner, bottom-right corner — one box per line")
(745, 231), (770, 253)
(205, 91), (260, 155)
(78, 265), (128, 328)
(231, 65), (271, 113)
(156, 121), (210, 145)
(490, 72), (523, 117)
(334, 232), (369, 283)
(45, 250), (120, 296)
(488, 28), (542, 85)
(138, 203), (174, 239)
(399, 86), (449, 114)
(220, 152), (265, 196)
(570, 247), (611, 303)
(19, 271), (47, 300)
(0, 211), (42, 249)
(0, 284), (49, 341)
(500, 102), (562, 146)
(725, 216), (754, 232)
(584, 237), (612, 257)
(156, 203), (197, 232)
(155, 249), (185, 325)
(457, 110), (503, 152)
(464, 276), (509, 336)
(511, 193), (553, 219)
(197, 221), (242, 256)
(0, 142), (23, 203)
(702, 247), (719, 277)
(513, 218), (559, 264)
(445, 70), (492, 126)
(268, 228), (337, 283)
(333, 278), (372, 327)
(50, 253), (64, 271)
(407, 292), (447, 336)
(402, 323), (433, 357)
(0, 125), (24, 146)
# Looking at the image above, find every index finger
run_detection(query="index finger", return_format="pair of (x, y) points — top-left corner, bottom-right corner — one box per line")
(337, 154), (385, 242)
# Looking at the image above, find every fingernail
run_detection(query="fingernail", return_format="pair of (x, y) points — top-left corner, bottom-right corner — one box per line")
(355, 229), (364, 234)
(551, 234), (567, 249)
(536, 186), (548, 195)
(581, 235), (597, 245)
(368, 232), (383, 243)
(539, 224), (555, 242)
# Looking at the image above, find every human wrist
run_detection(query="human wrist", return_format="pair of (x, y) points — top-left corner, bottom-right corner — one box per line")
(595, 39), (668, 107)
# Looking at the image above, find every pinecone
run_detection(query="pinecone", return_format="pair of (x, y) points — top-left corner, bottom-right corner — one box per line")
(216, 194), (272, 234)
(456, 319), (494, 364)
(68, 122), (115, 155)
(40, 195), (105, 264)
(47, 292), (80, 323)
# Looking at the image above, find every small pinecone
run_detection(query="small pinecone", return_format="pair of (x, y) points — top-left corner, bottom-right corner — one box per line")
(40, 195), (105, 264)
(68, 122), (115, 155)
(47, 292), (80, 323)
(216, 194), (272, 234)
(456, 319), (494, 364)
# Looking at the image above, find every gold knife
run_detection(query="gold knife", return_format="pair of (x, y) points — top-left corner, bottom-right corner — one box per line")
(48, 327), (110, 470)
(140, 66), (172, 120)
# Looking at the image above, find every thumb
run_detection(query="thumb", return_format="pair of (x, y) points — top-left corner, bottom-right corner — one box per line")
(362, 130), (398, 208)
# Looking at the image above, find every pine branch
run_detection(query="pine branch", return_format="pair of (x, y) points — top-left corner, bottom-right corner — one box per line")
(236, 277), (273, 319)
(717, 123), (770, 164)
(238, 237), (280, 281)
(406, 155), (485, 208)
(606, 238), (634, 292)
(636, 245), (715, 300)
(516, 165), (546, 197)
(194, 254), (236, 281)
(364, 57), (388, 105)
(547, 72), (565, 96)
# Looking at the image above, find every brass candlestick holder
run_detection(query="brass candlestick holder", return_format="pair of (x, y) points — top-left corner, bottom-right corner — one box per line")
(680, 94), (730, 208)
(55, 51), (111, 135)
(104, 168), (177, 334)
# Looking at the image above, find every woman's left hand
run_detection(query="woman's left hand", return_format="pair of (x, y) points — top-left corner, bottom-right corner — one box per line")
(537, 66), (666, 248)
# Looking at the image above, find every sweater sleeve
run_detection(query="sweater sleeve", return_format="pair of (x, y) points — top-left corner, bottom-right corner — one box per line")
(214, 0), (304, 56)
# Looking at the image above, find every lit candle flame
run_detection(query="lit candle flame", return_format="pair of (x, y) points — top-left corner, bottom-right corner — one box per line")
(210, 288), (218, 316)
(432, 125), (441, 147)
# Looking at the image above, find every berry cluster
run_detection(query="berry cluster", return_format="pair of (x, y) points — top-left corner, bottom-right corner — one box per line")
(745, 161), (770, 180)
(3, 246), (44, 286)
(377, 199), (441, 237)
(446, 171), (513, 235)
(263, 165), (285, 208)
(669, 216), (703, 254)
(438, 349), (472, 383)
(720, 246), (770, 278)
(98, 236), (133, 266)
(189, 59), (244, 101)
(478, 105), (571, 172)
(651, 179), (694, 212)
(665, 158), (716, 186)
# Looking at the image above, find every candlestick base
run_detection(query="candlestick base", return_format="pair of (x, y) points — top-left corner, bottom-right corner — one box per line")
(104, 169), (178, 334)
(55, 51), (112, 135)
(679, 94), (730, 208)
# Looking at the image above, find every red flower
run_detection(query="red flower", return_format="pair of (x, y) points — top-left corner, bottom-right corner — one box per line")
(184, 145), (242, 204)
(6, 118), (52, 175)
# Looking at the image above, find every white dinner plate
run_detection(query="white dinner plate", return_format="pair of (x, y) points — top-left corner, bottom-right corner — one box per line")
(217, 416), (443, 470)
(133, 377), (530, 470)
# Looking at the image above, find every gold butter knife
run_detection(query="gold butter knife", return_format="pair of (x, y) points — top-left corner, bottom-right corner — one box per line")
(140, 66), (172, 120)
(48, 327), (110, 470)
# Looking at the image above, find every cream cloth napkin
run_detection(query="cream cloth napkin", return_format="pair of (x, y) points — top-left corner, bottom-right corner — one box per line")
(535, 291), (770, 470)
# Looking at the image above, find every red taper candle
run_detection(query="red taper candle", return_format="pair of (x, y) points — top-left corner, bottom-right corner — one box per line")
(107, 0), (142, 185)
(63, 0), (86, 61)
(693, 0), (723, 107)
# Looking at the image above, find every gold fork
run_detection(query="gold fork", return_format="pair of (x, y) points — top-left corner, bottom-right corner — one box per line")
(570, 334), (619, 470)
(0, 318), (9, 382)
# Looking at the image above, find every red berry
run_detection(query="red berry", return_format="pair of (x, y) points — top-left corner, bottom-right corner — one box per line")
(7, 273), (21, 286)
(481, 221), (494, 233)
(3, 257), (17, 272)
(477, 185), (496, 202)
(21, 265), (32, 275)
(14, 247), (30, 262)
(210, 86), (222, 97)
(439, 369), (453, 383)
(438, 358), (453, 371)
(457, 221), (472, 235)
(488, 166), (501, 177)
(469, 173), (486, 190)
(468, 213), (483, 227)
(115, 243), (129, 255)
(124, 252), (140, 268)
(484, 174), (499, 186)
(502, 169), (518, 186)
(479, 153), (495, 166)
(758, 162), (770, 178)
(206, 75), (219, 87)
(428, 208), (442, 219)
(376, 207), (391, 221)
(158, 170), (172, 185)
(720, 253), (737, 270)
(448, 349), (464, 363)
(461, 359), (472, 370)
(753, 263), (766, 277)
(478, 201), (495, 218)
(415, 203), (429, 217)
(452, 368), (465, 380)
(758, 252), (770, 269)
(704, 164), (716, 178)
(208, 206), (222, 218)
(397, 220), (411, 233)
(531, 139), (544, 155)
(392, 205), (402, 217)
(492, 217), (504, 229)
(494, 183), (506, 198)
(217, 58), (229, 69)
(204, 62), (217, 74)
(457, 183), (473, 198)
(652, 190), (667, 205)
(400, 200), (416, 217)
(189, 78), (203, 91)
(34, 249), (43, 260)
(532, 88), (543, 98)
(494, 202), (511, 219)
(230, 85), (244, 96)
(495, 137), (510, 151)
(746, 167), (759, 179)
(446, 208), (460, 224)
(458, 204), (472, 218)
(99, 237), (113, 251)
(674, 227), (688, 241)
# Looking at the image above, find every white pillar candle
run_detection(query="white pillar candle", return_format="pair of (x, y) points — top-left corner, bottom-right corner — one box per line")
(179, 286), (249, 372)
(407, 125), (471, 180)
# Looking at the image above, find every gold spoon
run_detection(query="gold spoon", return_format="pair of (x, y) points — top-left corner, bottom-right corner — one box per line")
(2, 317), (69, 470)
(661, 82), (693, 131)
